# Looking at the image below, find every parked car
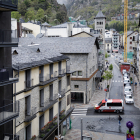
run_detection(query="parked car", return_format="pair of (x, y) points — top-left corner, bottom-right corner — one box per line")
(125, 95), (134, 104)
(124, 86), (133, 94)
(124, 79), (130, 86)
(122, 69), (126, 75)
(124, 83), (131, 87)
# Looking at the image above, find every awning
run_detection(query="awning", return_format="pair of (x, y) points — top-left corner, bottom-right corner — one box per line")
(96, 70), (101, 78)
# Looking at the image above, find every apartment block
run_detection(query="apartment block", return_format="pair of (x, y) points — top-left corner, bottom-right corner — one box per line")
(0, 1), (19, 140)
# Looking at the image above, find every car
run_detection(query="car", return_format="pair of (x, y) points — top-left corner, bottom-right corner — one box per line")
(124, 86), (132, 94)
(94, 99), (124, 113)
(122, 69), (126, 75)
(124, 79), (130, 86)
(124, 83), (131, 87)
(125, 95), (134, 104)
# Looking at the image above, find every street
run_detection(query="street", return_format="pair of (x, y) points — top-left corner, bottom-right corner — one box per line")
(71, 53), (140, 139)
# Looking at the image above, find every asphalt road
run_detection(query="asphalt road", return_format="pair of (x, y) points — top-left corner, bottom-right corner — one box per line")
(72, 52), (140, 138)
(87, 53), (140, 115)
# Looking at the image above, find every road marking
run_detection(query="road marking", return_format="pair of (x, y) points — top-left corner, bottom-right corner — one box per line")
(118, 80), (120, 82)
(115, 80), (117, 82)
(71, 108), (88, 116)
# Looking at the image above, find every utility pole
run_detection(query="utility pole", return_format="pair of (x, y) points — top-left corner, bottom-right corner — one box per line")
(81, 118), (83, 140)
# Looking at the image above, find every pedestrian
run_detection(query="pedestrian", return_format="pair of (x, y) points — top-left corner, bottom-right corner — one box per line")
(118, 115), (122, 125)
(101, 84), (103, 90)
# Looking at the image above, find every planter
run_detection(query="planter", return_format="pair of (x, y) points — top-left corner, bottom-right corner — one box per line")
(30, 135), (36, 140)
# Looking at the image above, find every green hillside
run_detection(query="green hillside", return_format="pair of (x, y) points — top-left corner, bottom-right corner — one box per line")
(12, 0), (69, 25)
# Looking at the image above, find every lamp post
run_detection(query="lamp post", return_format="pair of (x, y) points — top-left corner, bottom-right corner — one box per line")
(58, 93), (61, 140)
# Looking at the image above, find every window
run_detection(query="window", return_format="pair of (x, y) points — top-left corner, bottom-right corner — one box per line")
(49, 84), (53, 100)
(58, 80), (61, 93)
(50, 63), (53, 78)
(130, 42), (132, 44)
(72, 72), (76, 76)
(58, 61), (61, 75)
(49, 107), (53, 121)
(130, 46), (132, 49)
(78, 71), (82, 76)
(26, 124), (31, 140)
(39, 66), (44, 82)
(130, 37), (132, 39)
(40, 89), (44, 107)
(39, 114), (44, 131)
(107, 44), (109, 46)
(74, 85), (79, 88)
(107, 103), (122, 106)
(67, 75), (70, 86)
(93, 55), (94, 59)
(25, 69), (31, 88)
(25, 96), (31, 116)
(67, 94), (70, 106)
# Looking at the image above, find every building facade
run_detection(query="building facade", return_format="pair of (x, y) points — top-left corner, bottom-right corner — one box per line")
(112, 33), (120, 53)
(13, 41), (73, 140)
(105, 38), (112, 53)
(0, 1), (19, 140)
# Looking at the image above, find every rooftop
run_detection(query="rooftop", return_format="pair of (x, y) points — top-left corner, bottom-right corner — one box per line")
(12, 37), (98, 70)
(94, 11), (106, 19)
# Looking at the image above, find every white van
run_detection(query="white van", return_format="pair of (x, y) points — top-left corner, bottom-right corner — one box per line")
(94, 99), (124, 113)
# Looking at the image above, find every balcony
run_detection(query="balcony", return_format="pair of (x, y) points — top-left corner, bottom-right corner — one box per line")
(0, 30), (18, 47)
(39, 95), (58, 112)
(24, 79), (34, 92)
(0, 0), (18, 11)
(0, 68), (18, 86)
(0, 100), (19, 125)
(58, 69), (65, 78)
(59, 89), (65, 98)
(40, 107), (74, 140)
(24, 107), (37, 122)
(4, 134), (19, 140)
(39, 72), (57, 86)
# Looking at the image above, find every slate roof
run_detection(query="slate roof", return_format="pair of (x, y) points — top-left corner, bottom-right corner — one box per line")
(12, 37), (98, 70)
(42, 22), (51, 27)
(94, 11), (106, 19)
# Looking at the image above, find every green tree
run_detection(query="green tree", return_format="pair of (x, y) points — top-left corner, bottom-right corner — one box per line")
(109, 64), (113, 71)
(36, 8), (44, 22)
(105, 52), (108, 59)
(102, 70), (113, 85)
(56, 11), (67, 23)
(18, 2), (27, 16)
(11, 11), (21, 21)
(25, 10), (35, 21)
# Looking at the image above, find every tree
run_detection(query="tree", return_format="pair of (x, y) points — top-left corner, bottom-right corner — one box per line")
(56, 11), (67, 23)
(18, 2), (27, 16)
(109, 64), (113, 71)
(36, 8), (44, 22)
(102, 70), (113, 86)
(105, 53), (108, 59)
(25, 10), (35, 21)
(11, 11), (21, 21)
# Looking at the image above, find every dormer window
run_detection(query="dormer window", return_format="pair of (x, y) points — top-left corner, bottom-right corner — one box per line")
(13, 50), (18, 55)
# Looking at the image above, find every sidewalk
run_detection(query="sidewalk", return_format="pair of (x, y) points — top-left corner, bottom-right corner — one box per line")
(64, 129), (140, 140)
(130, 72), (140, 109)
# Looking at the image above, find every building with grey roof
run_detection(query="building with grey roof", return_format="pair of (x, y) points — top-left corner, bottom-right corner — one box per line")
(105, 38), (112, 53)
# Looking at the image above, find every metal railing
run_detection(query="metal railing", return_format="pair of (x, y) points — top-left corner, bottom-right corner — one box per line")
(25, 107), (37, 117)
(59, 69), (65, 75)
(4, 133), (19, 140)
(0, 30), (19, 43)
(39, 71), (57, 82)
(0, 100), (19, 123)
(24, 79), (33, 89)
(59, 89), (65, 97)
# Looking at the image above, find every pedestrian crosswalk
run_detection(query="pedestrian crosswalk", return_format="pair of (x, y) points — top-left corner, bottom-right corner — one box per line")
(112, 80), (123, 83)
(71, 108), (88, 116)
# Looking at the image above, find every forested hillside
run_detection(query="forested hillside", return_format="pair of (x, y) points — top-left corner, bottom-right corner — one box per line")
(12, 0), (68, 25)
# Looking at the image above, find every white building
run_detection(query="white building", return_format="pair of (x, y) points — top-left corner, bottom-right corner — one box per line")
(105, 31), (112, 38)
(105, 38), (112, 53)
(46, 22), (91, 37)
(112, 33), (120, 53)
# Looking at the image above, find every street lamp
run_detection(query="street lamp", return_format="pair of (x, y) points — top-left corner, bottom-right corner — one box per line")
(58, 93), (61, 140)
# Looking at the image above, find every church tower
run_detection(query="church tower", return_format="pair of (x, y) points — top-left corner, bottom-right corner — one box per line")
(94, 9), (106, 69)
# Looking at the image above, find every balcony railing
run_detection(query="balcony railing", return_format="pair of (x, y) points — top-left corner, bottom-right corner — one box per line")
(39, 72), (57, 86)
(59, 69), (65, 75)
(24, 79), (33, 91)
(0, 30), (18, 47)
(4, 134), (19, 140)
(40, 95), (58, 112)
(59, 89), (65, 98)
(25, 107), (37, 122)
(0, 100), (19, 125)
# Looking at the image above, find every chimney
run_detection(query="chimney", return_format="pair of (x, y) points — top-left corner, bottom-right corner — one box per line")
(67, 22), (73, 37)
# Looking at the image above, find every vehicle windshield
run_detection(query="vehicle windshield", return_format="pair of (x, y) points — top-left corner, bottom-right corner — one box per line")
(126, 96), (132, 99)
(124, 80), (129, 82)
(98, 101), (102, 106)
